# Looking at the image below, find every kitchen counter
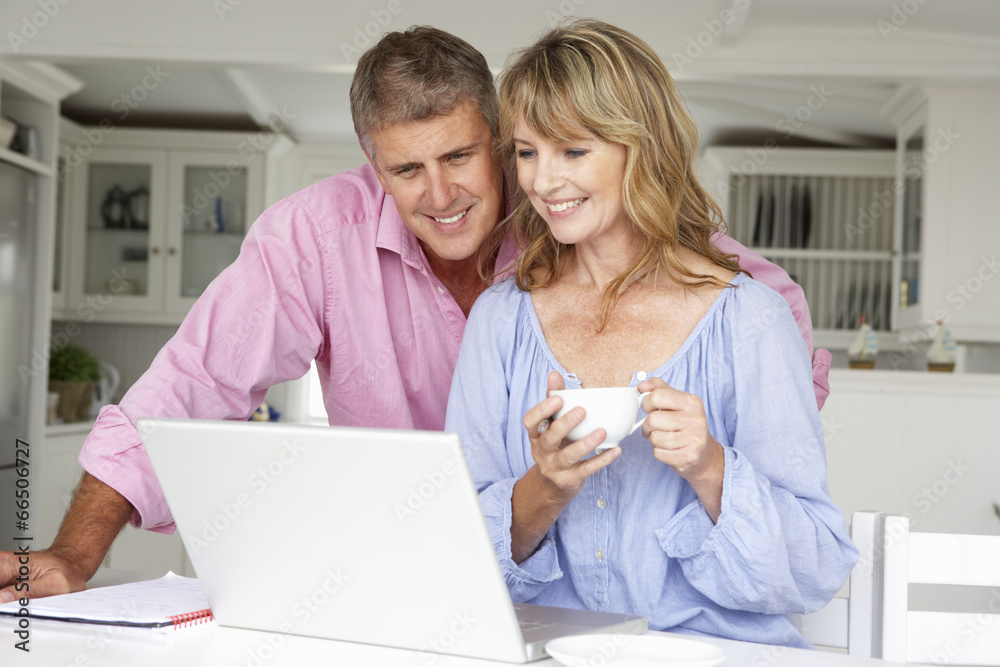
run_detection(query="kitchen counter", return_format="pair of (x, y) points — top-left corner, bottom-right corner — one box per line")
(828, 367), (1000, 396)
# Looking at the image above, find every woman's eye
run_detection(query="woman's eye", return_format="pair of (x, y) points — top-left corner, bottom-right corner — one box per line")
(516, 150), (536, 160)
(566, 149), (588, 158)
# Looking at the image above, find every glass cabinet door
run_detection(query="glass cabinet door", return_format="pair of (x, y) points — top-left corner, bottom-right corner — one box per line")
(893, 117), (925, 331)
(52, 156), (66, 301)
(165, 151), (260, 312)
(68, 148), (167, 313)
(900, 129), (923, 309)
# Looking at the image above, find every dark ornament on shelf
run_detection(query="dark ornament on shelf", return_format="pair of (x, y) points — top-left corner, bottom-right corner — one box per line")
(127, 184), (150, 230)
(101, 185), (129, 229)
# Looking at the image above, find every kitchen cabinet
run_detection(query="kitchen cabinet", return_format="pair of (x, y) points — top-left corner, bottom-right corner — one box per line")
(880, 85), (1000, 343)
(54, 126), (290, 325)
(699, 148), (897, 350)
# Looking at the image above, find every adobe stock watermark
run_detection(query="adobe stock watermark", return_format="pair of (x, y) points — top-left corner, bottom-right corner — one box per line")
(886, 253), (996, 369)
(856, 458), (973, 566)
(715, 85), (836, 198)
(912, 459), (970, 515)
(181, 109), (296, 224)
(402, 611), (477, 667)
(926, 588), (1000, 665)
(213, 0), (244, 20)
(6, 0), (73, 53)
(946, 254), (999, 312)
(750, 644), (788, 667)
(394, 460), (458, 524)
(339, 0), (416, 61)
(775, 85), (834, 139)
(877, 0), (929, 41)
(17, 268), (136, 384)
(163, 436), (307, 555)
(57, 598), (145, 665)
(671, 0), (752, 73)
(235, 567), (350, 667)
(845, 125), (960, 244)
(60, 65), (171, 180)
(544, 0), (589, 27)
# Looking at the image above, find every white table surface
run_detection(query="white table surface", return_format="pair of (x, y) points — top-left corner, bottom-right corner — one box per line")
(2, 570), (910, 667)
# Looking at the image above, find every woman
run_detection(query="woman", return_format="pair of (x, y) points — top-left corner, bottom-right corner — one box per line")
(444, 19), (857, 647)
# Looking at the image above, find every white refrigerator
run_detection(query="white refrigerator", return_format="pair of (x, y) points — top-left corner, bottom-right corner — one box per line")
(0, 160), (39, 552)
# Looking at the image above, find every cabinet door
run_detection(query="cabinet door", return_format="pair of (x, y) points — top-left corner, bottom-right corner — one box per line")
(164, 150), (263, 314)
(51, 155), (70, 312)
(892, 112), (926, 331)
(67, 148), (168, 317)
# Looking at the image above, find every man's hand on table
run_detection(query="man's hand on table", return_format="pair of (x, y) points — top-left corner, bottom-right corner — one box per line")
(0, 547), (89, 603)
(0, 472), (135, 603)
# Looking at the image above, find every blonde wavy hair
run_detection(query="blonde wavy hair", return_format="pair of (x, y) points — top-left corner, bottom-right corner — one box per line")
(484, 19), (741, 329)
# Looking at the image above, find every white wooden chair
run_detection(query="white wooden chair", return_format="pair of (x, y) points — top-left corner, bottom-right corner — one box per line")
(793, 510), (882, 656)
(879, 513), (1000, 665)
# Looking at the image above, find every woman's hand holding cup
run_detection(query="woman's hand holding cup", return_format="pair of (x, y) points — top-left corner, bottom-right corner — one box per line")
(637, 377), (725, 521)
(522, 371), (621, 503)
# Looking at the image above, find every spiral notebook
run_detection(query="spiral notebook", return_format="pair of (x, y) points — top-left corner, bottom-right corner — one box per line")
(0, 572), (213, 631)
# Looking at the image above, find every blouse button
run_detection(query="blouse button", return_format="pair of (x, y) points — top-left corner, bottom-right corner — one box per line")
(597, 497), (607, 509)
(595, 549), (605, 561)
(635, 371), (648, 381)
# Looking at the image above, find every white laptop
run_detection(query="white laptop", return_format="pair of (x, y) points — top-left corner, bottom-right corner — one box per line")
(139, 419), (647, 663)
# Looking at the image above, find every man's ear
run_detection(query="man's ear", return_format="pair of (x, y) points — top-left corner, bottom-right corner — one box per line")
(364, 150), (392, 194)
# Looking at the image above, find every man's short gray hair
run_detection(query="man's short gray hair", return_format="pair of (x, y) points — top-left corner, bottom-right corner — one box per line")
(350, 25), (498, 164)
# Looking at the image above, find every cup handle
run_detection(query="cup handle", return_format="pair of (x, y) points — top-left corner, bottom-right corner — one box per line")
(629, 391), (652, 435)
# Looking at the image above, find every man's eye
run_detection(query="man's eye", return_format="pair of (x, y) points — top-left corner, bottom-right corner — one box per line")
(449, 153), (471, 163)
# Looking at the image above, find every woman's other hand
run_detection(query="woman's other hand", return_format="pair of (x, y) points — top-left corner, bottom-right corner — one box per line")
(638, 377), (725, 522)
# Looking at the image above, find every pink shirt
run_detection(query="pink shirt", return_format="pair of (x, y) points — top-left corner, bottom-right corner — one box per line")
(79, 164), (829, 533)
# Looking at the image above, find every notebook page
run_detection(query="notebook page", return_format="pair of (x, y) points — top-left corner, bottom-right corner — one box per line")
(0, 572), (210, 627)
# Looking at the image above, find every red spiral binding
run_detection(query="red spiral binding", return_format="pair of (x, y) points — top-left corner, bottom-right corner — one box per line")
(168, 609), (214, 629)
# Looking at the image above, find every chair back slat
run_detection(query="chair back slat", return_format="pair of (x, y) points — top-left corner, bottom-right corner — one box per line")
(879, 513), (1000, 665)
(908, 532), (1000, 587)
(908, 611), (1000, 665)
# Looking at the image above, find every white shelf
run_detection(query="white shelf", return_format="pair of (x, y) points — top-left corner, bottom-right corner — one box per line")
(0, 146), (54, 176)
(754, 248), (893, 261)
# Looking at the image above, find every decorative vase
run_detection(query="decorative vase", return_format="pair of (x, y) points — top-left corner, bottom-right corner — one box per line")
(49, 381), (96, 423)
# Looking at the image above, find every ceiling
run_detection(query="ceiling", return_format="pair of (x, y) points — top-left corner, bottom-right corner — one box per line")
(6, 0), (1000, 150)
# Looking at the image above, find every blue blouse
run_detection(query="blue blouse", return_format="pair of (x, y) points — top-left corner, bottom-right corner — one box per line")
(444, 273), (858, 648)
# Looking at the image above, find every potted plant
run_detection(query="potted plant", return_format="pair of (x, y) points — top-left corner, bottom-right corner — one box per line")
(48, 344), (101, 423)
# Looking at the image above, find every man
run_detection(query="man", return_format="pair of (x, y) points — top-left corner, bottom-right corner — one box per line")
(0, 26), (829, 603)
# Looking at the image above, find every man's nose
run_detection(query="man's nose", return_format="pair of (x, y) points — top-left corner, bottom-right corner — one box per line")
(426, 169), (457, 211)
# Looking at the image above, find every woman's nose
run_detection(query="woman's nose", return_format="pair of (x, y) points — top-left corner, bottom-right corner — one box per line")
(532, 154), (563, 196)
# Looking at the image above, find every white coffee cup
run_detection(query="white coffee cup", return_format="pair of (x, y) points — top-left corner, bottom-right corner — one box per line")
(550, 387), (651, 454)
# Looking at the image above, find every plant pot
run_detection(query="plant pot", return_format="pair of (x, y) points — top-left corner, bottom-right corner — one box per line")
(49, 381), (96, 423)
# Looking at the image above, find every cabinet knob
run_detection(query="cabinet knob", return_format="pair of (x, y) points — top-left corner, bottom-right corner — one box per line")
(168, 247), (177, 256)
(151, 246), (160, 256)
